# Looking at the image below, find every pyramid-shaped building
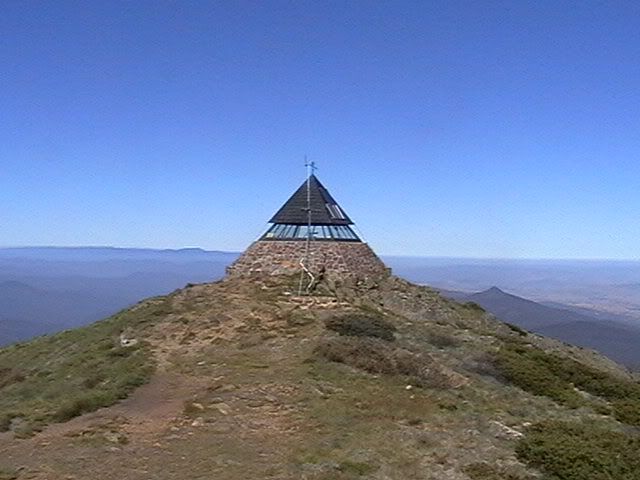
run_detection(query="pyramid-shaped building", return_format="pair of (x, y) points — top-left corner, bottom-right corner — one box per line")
(226, 174), (389, 281)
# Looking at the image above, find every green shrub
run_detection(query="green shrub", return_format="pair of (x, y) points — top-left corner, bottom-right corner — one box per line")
(464, 302), (485, 312)
(493, 342), (640, 424)
(504, 323), (528, 336)
(324, 314), (396, 341)
(611, 399), (640, 426)
(53, 391), (118, 422)
(516, 420), (640, 480)
(493, 343), (583, 408)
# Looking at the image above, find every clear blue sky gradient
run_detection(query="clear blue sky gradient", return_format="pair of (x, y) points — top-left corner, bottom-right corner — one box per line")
(2, 1), (639, 258)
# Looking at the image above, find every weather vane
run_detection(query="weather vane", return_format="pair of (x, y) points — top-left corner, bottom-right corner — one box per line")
(305, 156), (317, 177)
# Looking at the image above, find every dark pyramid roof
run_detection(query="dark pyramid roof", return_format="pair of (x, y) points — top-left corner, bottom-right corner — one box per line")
(269, 174), (354, 225)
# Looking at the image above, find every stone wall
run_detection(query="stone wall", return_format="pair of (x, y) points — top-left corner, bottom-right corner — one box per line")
(226, 240), (390, 280)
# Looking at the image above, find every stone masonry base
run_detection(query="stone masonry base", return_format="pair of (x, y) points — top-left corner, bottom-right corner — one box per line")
(226, 240), (389, 280)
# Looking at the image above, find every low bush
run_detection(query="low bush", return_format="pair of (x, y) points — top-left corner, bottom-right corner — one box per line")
(425, 331), (461, 349)
(611, 399), (640, 426)
(0, 467), (18, 480)
(324, 313), (396, 341)
(315, 337), (403, 375)
(53, 391), (118, 422)
(493, 342), (640, 425)
(0, 368), (25, 389)
(464, 302), (485, 312)
(464, 352), (505, 380)
(0, 414), (11, 432)
(493, 343), (583, 407)
(314, 337), (457, 389)
(516, 420), (640, 480)
(504, 323), (528, 336)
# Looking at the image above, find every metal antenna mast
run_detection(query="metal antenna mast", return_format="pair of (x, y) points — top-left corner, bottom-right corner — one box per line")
(298, 158), (317, 296)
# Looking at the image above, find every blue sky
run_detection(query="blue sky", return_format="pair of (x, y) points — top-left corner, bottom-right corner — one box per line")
(2, 1), (639, 258)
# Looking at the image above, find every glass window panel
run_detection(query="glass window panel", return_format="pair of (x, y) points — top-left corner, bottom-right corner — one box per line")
(265, 225), (277, 238)
(325, 204), (334, 218)
(297, 226), (309, 239)
(344, 226), (353, 238)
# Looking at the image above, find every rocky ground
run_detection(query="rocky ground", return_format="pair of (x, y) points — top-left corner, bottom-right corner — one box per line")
(1, 275), (637, 480)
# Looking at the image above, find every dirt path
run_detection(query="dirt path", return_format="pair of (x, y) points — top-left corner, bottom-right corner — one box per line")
(0, 373), (207, 479)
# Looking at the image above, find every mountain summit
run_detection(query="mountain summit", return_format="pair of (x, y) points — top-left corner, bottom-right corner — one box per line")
(1, 273), (639, 480)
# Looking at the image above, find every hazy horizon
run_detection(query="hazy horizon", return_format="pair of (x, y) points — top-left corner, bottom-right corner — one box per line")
(2, 245), (640, 263)
(3, 245), (640, 366)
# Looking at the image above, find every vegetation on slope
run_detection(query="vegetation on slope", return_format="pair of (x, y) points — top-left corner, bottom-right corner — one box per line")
(324, 313), (397, 341)
(516, 420), (640, 480)
(493, 339), (640, 426)
(0, 297), (169, 436)
(2, 276), (640, 480)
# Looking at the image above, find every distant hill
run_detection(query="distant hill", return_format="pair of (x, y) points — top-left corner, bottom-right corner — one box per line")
(442, 286), (640, 369)
(0, 247), (239, 346)
(537, 321), (640, 370)
(467, 286), (601, 330)
(0, 280), (124, 345)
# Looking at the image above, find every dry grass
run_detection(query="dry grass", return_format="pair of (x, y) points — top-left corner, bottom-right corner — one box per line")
(324, 313), (397, 341)
(314, 336), (462, 389)
(0, 298), (165, 434)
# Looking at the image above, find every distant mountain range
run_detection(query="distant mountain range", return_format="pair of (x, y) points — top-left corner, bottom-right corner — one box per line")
(2, 247), (640, 371)
(0, 247), (238, 346)
(387, 256), (640, 324)
(442, 287), (640, 370)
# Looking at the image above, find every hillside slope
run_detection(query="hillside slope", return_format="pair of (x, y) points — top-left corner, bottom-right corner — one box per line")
(1, 275), (639, 480)
(443, 287), (640, 369)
